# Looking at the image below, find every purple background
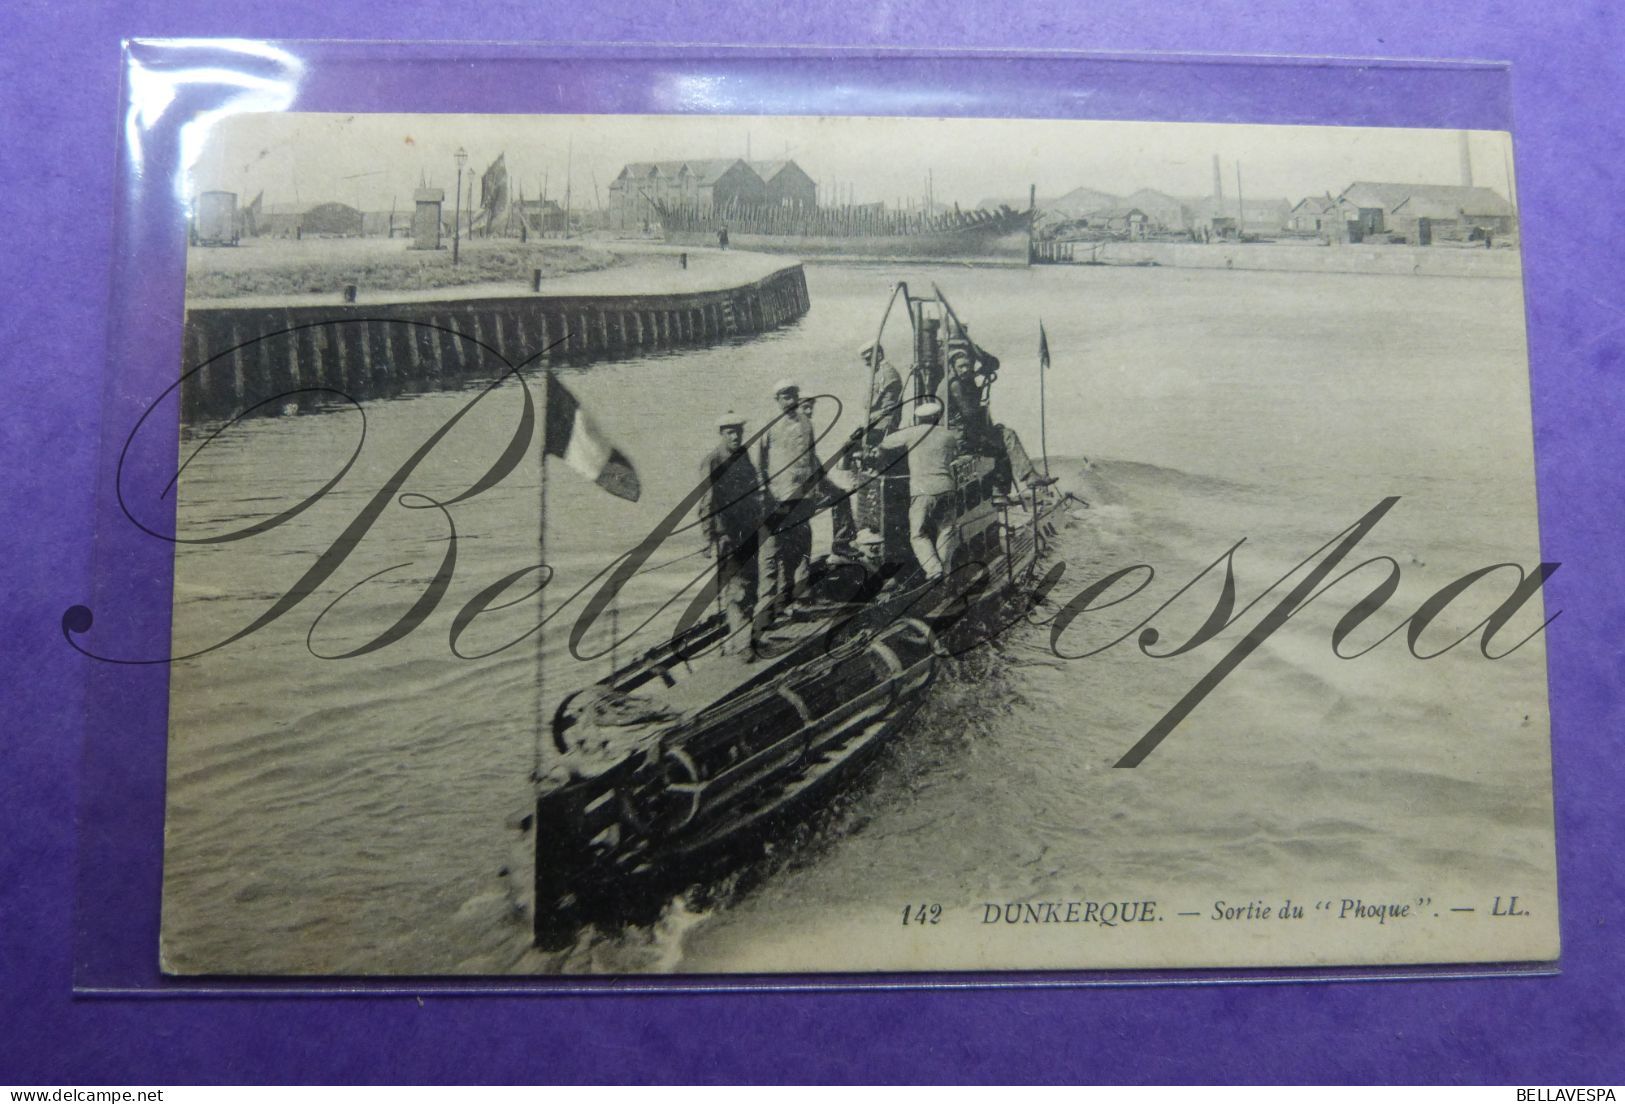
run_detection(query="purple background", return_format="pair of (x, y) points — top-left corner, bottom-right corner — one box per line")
(4, 6), (1622, 1087)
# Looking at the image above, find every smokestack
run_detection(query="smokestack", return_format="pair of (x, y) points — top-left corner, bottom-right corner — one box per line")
(1212, 154), (1224, 202)
(1236, 163), (1245, 234)
(1458, 131), (1474, 187)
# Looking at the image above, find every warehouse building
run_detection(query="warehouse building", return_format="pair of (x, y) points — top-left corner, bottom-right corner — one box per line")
(1337, 182), (1514, 243)
(1288, 193), (1362, 240)
(1123, 188), (1191, 232)
(254, 200), (364, 238)
(607, 159), (769, 230)
(749, 161), (818, 208)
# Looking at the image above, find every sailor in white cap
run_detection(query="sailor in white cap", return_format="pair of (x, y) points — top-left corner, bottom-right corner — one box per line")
(758, 379), (821, 621)
(699, 410), (766, 659)
(859, 341), (905, 436)
(880, 397), (962, 581)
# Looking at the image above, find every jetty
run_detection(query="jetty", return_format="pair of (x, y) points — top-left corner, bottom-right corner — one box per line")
(179, 248), (810, 424)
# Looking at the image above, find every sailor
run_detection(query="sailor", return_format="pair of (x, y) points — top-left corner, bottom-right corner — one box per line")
(943, 340), (988, 435)
(758, 380), (820, 619)
(941, 337), (1039, 494)
(699, 411), (766, 659)
(859, 340), (905, 435)
(881, 398), (962, 581)
(993, 424), (1043, 495)
(798, 394), (858, 559)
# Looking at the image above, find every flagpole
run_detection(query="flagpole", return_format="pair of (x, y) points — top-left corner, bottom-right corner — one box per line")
(528, 366), (640, 777)
(534, 366), (550, 782)
(1039, 321), (1050, 480)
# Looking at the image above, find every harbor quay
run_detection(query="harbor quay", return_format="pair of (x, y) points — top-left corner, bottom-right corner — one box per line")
(1032, 238), (1522, 279)
(179, 247), (810, 424)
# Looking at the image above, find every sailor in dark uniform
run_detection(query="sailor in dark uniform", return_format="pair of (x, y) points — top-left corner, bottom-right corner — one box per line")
(944, 337), (1041, 494)
(699, 411), (766, 658)
(943, 340), (989, 435)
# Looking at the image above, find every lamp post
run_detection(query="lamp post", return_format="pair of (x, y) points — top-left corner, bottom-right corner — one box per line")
(453, 146), (467, 264)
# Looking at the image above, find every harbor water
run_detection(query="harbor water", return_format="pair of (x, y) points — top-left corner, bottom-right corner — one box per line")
(161, 260), (1556, 974)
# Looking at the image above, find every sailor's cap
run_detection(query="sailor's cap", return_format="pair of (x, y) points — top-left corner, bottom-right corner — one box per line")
(717, 411), (747, 429)
(772, 378), (800, 395)
(857, 340), (883, 359)
(914, 399), (944, 420)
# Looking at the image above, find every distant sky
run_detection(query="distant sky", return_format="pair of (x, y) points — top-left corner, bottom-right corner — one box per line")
(190, 112), (1517, 213)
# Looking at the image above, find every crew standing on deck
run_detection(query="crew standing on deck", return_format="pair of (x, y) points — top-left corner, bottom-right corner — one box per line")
(798, 394), (858, 559)
(881, 398), (962, 581)
(699, 411), (766, 660)
(860, 341), (905, 435)
(943, 336), (1041, 495)
(758, 380), (820, 620)
(943, 339), (989, 436)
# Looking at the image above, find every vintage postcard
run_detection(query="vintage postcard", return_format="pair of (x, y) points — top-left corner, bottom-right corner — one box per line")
(159, 111), (1557, 975)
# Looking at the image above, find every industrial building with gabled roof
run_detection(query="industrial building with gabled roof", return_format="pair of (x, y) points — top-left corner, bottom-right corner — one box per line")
(1288, 193), (1363, 240)
(1337, 181), (1514, 242)
(748, 160), (818, 208)
(1122, 188), (1191, 231)
(607, 158), (774, 230)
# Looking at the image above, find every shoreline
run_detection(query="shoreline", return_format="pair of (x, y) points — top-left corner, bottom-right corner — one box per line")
(1034, 239), (1523, 279)
(186, 242), (796, 310)
(184, 237), (626, 304)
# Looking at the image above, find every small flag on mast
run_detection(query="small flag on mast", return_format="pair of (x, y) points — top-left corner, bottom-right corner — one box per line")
(1038, 320), (1052, 480)
(544, 371), (641, 501)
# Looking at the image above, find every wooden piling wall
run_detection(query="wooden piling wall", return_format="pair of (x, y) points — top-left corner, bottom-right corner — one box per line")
(179, 264), (811, 423)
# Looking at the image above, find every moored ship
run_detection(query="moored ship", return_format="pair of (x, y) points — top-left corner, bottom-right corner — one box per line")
(655, 200), (1036, 264)
(523, 283), (1065, 949)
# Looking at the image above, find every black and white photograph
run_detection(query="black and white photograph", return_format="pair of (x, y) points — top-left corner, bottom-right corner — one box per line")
(160, 111), (1557, 975)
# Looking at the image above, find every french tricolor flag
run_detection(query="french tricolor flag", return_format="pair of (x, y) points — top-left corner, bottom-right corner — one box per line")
(543, 371), (641, 502)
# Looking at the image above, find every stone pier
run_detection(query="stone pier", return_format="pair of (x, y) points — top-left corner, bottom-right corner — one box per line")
(178, 253), (811, 424)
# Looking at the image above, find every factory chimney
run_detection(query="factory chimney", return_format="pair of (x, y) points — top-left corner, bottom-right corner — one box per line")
(1458, 131), (1474, 188)
(1212, 154), (1224, 202)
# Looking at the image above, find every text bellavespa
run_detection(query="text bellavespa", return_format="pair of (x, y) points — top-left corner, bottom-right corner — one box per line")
(71, 353), (1557, 767)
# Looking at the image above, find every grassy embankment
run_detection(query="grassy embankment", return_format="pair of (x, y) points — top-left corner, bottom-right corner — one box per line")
(185, 238), (626, 300)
